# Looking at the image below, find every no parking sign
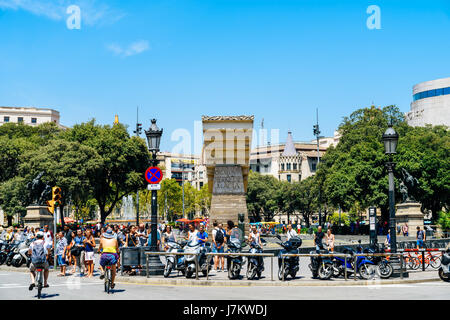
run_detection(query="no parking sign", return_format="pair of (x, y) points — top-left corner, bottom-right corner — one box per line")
(145, 166), (163, 184)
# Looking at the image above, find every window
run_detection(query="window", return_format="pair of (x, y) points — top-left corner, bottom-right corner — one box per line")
(286, 163), (291, 171)
(414, 86), (450, 101)
(3, 116), (9, 123)
(287, 175), (291, 183)
(18, 117), (23, 123)
(281, 163), (285, 171)
(31, 118), (37, 124)
(293, 163), (297, 170)
(200, 182), (203, 188)
(311, 161), (317, 172)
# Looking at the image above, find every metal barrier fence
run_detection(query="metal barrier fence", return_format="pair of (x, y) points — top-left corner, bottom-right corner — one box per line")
(144, 252), (201, 279)
(280, 253), (351, 281)
(205, 252), (275, 281)
(352, 253), (406, 281)
(399, 248), (446, 272)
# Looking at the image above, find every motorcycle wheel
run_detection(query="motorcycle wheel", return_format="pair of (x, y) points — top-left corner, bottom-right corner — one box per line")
(378, 261), (393, 279)
(289, 271), (297, 279)
(6, 257), (12, 266)
(13, 259), (24, 268)
(164, 261), (173, 278)
(318, 263), (333, 280)
(202, 270), (208, 277)
(0, 253), (7, 265)
(332, 261), (342, 278)
(228, 262), (240, 280)
(186, 270), (194, 278)
(278, 266), (288, 280)
(247, 264), (257, 280)
(359, 263), (376, 280)
(438, 268), (450, 282)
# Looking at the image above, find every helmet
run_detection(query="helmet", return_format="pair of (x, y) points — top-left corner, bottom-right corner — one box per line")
(36, 231), (44, 239)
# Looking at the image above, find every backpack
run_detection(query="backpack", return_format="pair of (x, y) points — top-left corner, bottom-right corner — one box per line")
(215, 229), (224, 244)
(31, 242), (47, 265)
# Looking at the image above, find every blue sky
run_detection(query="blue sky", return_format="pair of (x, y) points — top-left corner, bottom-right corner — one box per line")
(0, 0), (449, 153)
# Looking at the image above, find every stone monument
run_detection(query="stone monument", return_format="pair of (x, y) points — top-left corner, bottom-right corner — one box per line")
(202, 116), (253, 235)
(23, 172), (54, 228)
(396, 168), (424, 231)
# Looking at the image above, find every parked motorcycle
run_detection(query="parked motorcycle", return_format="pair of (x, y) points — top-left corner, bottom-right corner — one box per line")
(277, 235), (302, 280)
(183, 240), (213, 278)
(333, 244), (376, 280)
(246, 242), (265, 280)
(163, 240), (186, 278)
(308, 244), (334, 280)
(5, 241), (20, 266)
(0, 240), (9, 265)
(12, 239), (32, 268)
(438, 249), (450, 282)
(362, 242), (393, 279)
(227, 237), (245, 280)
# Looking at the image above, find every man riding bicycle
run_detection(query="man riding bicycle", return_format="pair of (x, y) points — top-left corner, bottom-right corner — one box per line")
(28, 231), (50, 290)
(98, 228), (119, 289)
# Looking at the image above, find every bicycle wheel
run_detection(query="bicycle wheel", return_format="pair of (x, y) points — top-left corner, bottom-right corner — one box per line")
(429, 255), (441, 269)
(37, 272), (42, 299)
(104, 269), (110, 293)
(409, 257), (420, 270)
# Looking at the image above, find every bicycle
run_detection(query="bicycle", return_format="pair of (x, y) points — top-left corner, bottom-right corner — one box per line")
(35, 267), (44, 299)
(104, 264), (114, 294)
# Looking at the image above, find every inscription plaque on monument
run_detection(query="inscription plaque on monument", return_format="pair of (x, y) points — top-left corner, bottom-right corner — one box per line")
(212, 166), (245, 195)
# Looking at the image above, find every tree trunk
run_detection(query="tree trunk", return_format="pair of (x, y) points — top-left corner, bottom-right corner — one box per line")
(6, 215), (13, 227)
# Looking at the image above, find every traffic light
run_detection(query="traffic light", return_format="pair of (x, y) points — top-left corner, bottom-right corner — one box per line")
(313, 124), (320, 136)
(46, 186), (62, 214)
(134, 123), (142, 135)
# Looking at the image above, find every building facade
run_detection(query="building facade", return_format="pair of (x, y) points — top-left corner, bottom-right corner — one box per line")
(0, 106), (60, 127)
(406, 77), (450, 127)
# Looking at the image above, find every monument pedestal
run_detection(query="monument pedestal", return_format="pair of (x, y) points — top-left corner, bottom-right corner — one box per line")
(395, 202), (424, 231)
(23, 206), (54, 228)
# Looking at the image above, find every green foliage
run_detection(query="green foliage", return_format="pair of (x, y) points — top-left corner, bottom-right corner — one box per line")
(157, 179), (182, 220)
(327, 211), (350, 226)
(0, 177), (28, 218)
(246, 171), (281, 221)
(437, 211), (450, 231)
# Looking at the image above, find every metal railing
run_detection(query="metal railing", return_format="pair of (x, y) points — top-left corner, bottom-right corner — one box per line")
(352, 253), (406, 280)
(399, 248), (446, 271)
(205, 252), (275, 281)
(144, 251), (200, 280)
(280, 253), (351, 281)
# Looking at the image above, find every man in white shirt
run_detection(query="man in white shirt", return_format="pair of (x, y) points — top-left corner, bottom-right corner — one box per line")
(43, 225), (53, 249)
(286, 224), (298, 240)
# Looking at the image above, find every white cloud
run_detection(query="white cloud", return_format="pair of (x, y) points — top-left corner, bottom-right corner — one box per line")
(0, 0), (125, 26)
(107, 40), (150, 58)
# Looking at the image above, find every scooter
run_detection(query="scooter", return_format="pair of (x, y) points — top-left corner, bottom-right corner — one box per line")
(362, 241), (393, 279)
(227, 237), (245, 280)
(438, 249), (450, 282)
(183, 240), (213, 278)
(5, 241), (20, 266)
(0, 240), (8, 265)
(246, 242), (265, 280)
(308, 244), (334, 280)
(333, 244), (376, 280)
(11, 239), (32, 268)
(163, 240), (186, 278)
(277, 235), (302, 280)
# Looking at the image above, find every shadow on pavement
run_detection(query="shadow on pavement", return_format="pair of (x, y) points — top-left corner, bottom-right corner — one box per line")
(34, 293), (60, 299)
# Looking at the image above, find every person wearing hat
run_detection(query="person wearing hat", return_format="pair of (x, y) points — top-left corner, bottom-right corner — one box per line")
(28, 231), (50, 290)
(98, 228), (119, 289)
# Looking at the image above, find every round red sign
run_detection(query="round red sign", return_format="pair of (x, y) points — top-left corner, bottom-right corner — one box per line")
(145, 167), (163, 184)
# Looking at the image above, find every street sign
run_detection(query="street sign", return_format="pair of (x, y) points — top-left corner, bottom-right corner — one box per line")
(148, 184), (161, 190)
(145, 166), (163, 184)
(369, 206), (377, 246)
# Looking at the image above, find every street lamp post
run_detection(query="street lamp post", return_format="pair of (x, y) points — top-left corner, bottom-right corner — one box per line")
(382, 123), (399, 254)
(144, 119), (165, 275)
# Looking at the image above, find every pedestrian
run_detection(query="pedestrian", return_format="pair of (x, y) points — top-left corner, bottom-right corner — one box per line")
(83, 229), (95, 278)
(136, 223), (148, 247)
(416, 226), (426, 249)
(71, 229), (86, 276)
(43, 225), (53, 250)
(249, 225), (262, 247)
(326, 228), (335, 252)
(126, 226), (138, 248)
(384, 229), (391, 249)
(286, 224), (298, 240)
(56, 231), (68, 276)
(185, 223), (199, 243)
(197, 224), (208, 246)
(147, 226), (162, 249)
(212, 222), (225, 272)
(162, 225), (176, 250)
(402, 223), (409, 237)
(314, 226), (325, 251)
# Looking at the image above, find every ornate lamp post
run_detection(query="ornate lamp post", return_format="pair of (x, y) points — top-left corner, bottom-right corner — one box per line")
(382, 123), (399, 253)
(144, 119), (164, 275)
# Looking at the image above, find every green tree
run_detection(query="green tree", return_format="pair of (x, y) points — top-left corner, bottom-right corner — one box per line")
(157, 179), (182, 221)
(246, 171), (280, 221)
(196, 184), (212, 217)
(396, 125), (450, 221)
(64, 120), (151, 224)
(19, 139), (102, 225)
(0, 177), (28, 226)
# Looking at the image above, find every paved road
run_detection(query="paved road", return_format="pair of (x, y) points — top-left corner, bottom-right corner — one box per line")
(0, 270), (448, 300)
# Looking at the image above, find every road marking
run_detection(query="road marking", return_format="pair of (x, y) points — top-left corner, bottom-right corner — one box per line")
(0, 282), (102, 290)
